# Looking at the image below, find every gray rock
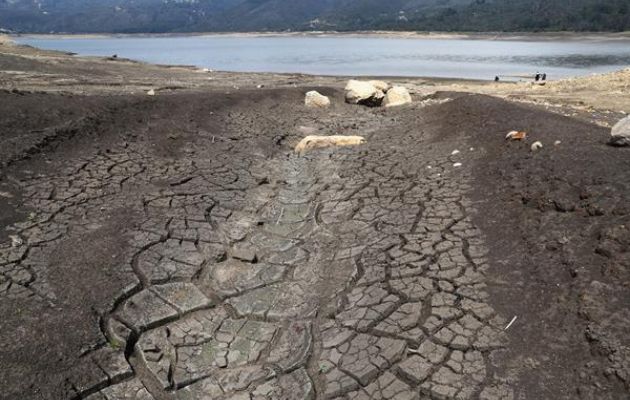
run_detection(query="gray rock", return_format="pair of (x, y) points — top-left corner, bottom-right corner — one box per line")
(610, 116), (630, 146)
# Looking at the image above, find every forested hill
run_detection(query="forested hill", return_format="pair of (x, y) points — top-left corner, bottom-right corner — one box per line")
(1, 0), (629, 34)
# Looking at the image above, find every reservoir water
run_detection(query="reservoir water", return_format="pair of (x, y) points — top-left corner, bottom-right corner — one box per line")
(15, 35), (630, 80)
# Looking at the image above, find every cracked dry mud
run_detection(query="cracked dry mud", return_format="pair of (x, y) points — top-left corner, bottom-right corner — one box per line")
(1, 86), (629, 400)
(0, 88), (512, 400)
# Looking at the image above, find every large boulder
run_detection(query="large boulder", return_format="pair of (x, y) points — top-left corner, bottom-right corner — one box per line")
(304, 91), (331, 108)
(368, 80), (391, 93)
(383, 86), (412, 107)
(610, 116), (630, 147)
(344, 80), (385, 107)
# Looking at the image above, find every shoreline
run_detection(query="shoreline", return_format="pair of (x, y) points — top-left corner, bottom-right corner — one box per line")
(0, 34), (13, 44)
(2, 28), (629, 117)
(12, 30), (630, 42)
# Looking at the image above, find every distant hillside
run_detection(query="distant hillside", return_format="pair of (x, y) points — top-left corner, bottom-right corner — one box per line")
(1, 0), (629, 33)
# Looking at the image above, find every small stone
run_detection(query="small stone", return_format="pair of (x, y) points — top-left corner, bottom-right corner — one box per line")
(531, 141), (543, 151)
(609, 116), (630, 146)
(9, 235), (23, 247)
(305, 91), (331, 108)
(147, 89), (155, 96)
(506, 131), (527, 140)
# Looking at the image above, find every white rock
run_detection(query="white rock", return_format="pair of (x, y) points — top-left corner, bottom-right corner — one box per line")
(554, 140), (562, 146)
(9, 235), (23, 247)
(383, 86), (412, 107)
(531, 141), (543, 151)
(368, 80), (391, 92)
(295, 135), (366, 155)
(147, 89), (155, 96)
(451, 150), (460, 155)
(304, 91), (331, 108)
(453, 163), (462, 168)
(610, 116), (630, 146)
(344, 80), (385, 107)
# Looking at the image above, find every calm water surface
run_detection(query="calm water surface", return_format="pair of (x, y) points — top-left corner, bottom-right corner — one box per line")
(16, 35), (630, 80)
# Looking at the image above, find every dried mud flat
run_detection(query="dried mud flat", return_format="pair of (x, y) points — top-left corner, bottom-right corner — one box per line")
(0, 38), (629, 400)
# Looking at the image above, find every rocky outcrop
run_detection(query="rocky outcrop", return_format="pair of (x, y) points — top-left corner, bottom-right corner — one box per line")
(304, 91), (331, 108)
(610, 116), (630, 147)
(344, 80), (385, 107)
(383, 86), (412, 107)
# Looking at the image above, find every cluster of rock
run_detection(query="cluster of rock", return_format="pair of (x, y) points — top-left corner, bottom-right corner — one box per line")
(345, 79), (412, 108)
(304, 80), (412, 109)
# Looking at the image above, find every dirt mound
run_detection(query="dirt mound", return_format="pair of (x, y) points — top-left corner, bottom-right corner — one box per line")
(426, 94), (630, 398)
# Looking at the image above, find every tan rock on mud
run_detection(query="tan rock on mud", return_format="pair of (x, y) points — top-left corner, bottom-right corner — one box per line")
(304, 90), (331, 108)
(294, 135), (366, 155)
(344, 80), (385, 107)
(610, 115), (630, 146)
(383, 86), (412, 107)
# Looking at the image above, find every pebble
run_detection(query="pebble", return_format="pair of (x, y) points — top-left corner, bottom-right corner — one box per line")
(9, 235), (23, 247)
(506, 131), (527, 140)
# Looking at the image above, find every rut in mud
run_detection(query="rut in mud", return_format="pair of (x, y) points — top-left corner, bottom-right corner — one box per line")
(0, 88), (628, 400)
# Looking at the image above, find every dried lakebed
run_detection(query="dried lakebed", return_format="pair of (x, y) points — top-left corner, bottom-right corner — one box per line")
(0, 88), (628, 400)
